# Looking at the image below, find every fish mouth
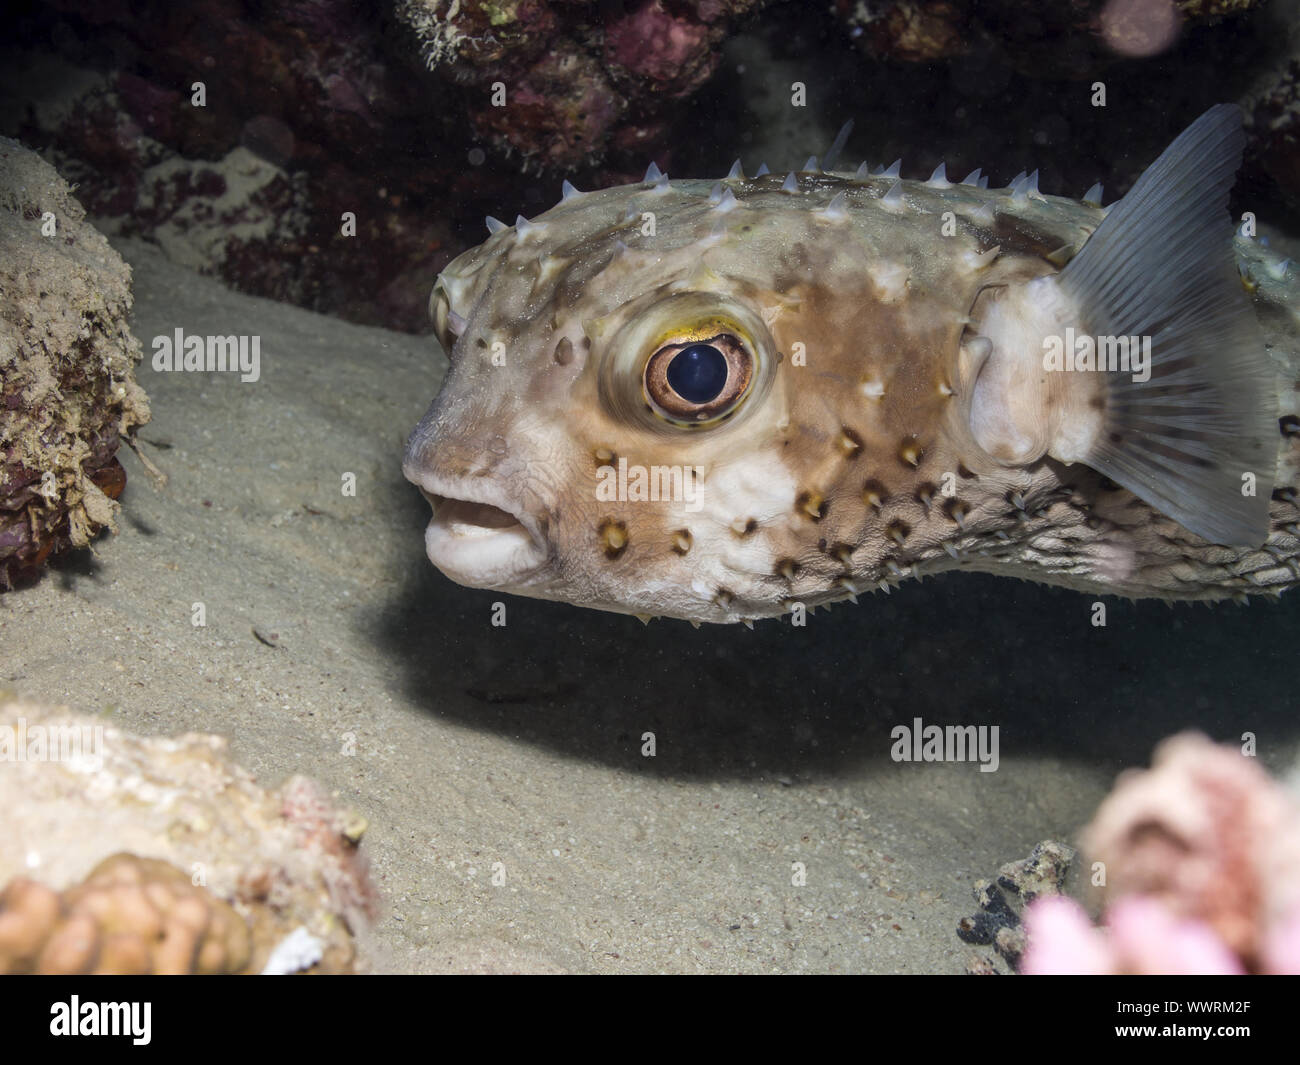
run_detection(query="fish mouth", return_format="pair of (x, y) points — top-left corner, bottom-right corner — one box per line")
(404, 470), (549, 587)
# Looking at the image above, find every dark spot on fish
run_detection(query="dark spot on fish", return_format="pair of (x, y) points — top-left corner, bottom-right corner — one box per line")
(827, 541), (854, 566)
(1090, 395), (1106, 411)
(915, 482), (937, 509)
(957, 464), (975, 479)
(554, 337), (574, 365)
(671, 528), (692, 555)
(862, 478), (889, 509)
(886, 519), (910, 546)
(776, 558), (799, 581)
(943, 498), (970, 525)
(714, 587), (735, 608)
(1281, 415), (1300, 438)
(992, 212), (1077, 262)
(797, 491), (828, 522)
(1272, 486), (1297, 504)
(898, 435), (923, 467)
(733, 518), (758, 537)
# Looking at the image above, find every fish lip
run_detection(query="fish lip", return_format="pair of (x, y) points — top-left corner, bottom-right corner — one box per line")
(402, 465), (549, 586)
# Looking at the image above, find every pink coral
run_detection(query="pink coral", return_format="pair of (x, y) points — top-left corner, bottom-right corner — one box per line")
(1020, 896), (1114, 975)
(1082, 732), (1300, 965)
(1020, 733), (1300, 975)
(1104, 897), (1245, 975)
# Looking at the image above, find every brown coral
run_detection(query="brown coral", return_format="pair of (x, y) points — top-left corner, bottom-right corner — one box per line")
(0, 855), (253, 975)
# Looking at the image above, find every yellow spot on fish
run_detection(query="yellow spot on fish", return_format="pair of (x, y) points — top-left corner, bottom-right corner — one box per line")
(599, 519), (628, 559)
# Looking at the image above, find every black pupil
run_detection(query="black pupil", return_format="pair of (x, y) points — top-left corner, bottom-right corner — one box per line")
(666, 344), (728, 404)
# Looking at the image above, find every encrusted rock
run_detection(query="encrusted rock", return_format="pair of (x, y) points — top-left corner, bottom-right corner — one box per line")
(0, 137), (150, 587)
(1242, 0), (1300, 215)
(1, 11), (461, 334)
(0, 699), (376, 974)
(957, 840), (1076, 972)
(397, 0), (770, 172)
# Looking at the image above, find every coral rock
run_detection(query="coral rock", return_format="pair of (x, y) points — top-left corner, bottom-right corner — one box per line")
(0, 699), (376, 973)
(956, 840), (1075, 972)
(603, 0), (722, 97)
(0, 138), (150, 587)
(399, 0), (769, 172)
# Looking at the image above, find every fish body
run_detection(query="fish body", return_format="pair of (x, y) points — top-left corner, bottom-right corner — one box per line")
(404, 107), (1300, 624)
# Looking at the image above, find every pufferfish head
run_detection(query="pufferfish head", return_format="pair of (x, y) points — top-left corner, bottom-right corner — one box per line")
(402, 174), (973, 623)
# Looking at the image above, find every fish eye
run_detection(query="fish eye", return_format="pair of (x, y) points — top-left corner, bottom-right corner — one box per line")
(668, 344), (728, 402)
(643, 333), (753, 423)
(599, 292), (773, 431)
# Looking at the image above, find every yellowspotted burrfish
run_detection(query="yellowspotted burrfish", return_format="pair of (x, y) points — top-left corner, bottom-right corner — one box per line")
(403, 104), (1300, 625)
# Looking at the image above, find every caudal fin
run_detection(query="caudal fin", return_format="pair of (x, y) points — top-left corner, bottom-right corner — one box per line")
(1057, 103), (1275, 547)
